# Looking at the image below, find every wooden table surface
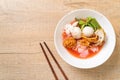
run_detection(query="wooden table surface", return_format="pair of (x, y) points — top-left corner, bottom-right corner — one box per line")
(0, 0), (120, 80)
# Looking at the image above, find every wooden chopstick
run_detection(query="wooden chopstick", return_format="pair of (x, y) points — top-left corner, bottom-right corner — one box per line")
(40, 42), (68, 80)
(40, 43), (58, 80)
(43, 42), (68, 80)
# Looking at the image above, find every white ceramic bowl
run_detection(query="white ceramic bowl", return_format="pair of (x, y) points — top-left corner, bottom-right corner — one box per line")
(54, 9), (116, 69)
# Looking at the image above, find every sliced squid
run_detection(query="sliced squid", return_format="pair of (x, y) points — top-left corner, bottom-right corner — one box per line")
(95, 29), (105, 46)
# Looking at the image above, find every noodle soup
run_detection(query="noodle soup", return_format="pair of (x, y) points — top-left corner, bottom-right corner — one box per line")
(62, 17), (105, 59)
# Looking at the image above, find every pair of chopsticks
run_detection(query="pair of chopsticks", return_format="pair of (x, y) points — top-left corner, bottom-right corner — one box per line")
(40, 42), (68, 80)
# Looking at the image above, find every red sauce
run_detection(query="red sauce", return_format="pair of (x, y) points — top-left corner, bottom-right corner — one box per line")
(62, 32), (103, 59)
(63, 20), (104, 59)
(66, 46), (102, 59)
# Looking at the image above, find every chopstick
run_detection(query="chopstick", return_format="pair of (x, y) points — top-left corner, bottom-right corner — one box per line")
(40, 42), (68, 80)
(40, 43), (58, 80)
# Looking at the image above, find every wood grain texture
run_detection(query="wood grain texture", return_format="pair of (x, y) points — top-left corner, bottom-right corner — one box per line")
(0, 0), (120, 80)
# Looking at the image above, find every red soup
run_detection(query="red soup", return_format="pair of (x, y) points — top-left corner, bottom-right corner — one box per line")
(62, 17), (105, 59)
(62, 32), (104, 59)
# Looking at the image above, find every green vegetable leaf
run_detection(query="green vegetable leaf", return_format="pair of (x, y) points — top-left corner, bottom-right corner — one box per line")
(81, 24), (87, 30)
(86, 16), (92, 23)
(90, 18), (101, 30)
(78, 20), (86, 25)
(75, 17), (101, 31)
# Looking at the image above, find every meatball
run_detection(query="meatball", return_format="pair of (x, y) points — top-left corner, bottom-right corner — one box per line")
(71, 27), (81, 39)
(82, 26), (94, 37)
(63, 37), (77, 48)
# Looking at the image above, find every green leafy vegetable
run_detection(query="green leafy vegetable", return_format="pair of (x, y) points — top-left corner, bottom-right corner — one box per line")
(78, 20), (86, 25)
(77, 16), (101, 31)
(89, 18), (101, 29)
(86, 17), (92, 23)
(81, 24), (86, 30)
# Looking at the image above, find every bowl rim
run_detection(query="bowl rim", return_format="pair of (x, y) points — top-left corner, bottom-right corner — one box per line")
(54, 9), (116, 69)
